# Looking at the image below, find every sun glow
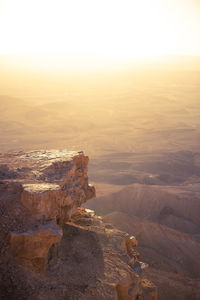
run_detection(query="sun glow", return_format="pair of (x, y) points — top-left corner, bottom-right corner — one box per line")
(0, 0), (199, 64)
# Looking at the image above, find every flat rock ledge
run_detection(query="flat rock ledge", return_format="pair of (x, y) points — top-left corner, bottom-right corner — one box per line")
(0, 149), (95, 222)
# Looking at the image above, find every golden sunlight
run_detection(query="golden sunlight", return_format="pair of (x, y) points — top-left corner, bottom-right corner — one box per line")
(0, 0), (199, 62)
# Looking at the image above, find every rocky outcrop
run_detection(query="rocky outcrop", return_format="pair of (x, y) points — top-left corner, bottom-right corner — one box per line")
(0, 150), (95, 273)
(44, 208), (157, 300)
(0, 150), (156, 300)
(0, 150), (95, 223)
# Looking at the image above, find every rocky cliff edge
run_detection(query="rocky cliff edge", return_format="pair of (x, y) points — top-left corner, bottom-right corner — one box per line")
(0, 150), (157, 300)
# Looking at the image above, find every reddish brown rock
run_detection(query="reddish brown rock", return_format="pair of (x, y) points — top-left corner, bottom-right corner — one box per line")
(0, 150), (95, 274)
(9, 221), (62, 273)
(0, 150), (95, 223)
(45, 208), (157, 300)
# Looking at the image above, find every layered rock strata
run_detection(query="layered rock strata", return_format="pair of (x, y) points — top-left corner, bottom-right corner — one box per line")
(0, 150), (156, 300)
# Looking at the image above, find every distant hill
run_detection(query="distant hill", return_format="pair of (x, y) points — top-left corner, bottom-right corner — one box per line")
(87, 183), (200, 231)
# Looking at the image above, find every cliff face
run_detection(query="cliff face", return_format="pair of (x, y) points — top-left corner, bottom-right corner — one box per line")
(0, 150), (157, 300)
(0, 150), (95, 222)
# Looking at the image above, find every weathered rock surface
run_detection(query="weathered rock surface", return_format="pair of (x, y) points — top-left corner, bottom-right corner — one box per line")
(0, 150), (95, 223)
(0, 150), (156, 300)
(0, 150), (95, 273)
(1, 207), (157, 300)
(9, 221), (62, 273)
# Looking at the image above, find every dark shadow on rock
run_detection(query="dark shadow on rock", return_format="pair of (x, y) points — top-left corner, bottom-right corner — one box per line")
(47, 222), (105, 287)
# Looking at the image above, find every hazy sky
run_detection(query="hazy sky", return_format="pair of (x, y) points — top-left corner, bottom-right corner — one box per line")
(0, 0), (199, 60)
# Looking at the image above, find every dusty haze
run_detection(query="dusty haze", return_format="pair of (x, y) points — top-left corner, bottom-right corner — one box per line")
(0, 56), (200, 157)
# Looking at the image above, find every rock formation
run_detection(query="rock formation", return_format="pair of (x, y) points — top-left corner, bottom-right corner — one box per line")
(0, 150), (156, 300)
(87, 184), (200, 299)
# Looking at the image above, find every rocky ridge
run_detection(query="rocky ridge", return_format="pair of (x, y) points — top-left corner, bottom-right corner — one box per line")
(0, 150), (156, 300)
